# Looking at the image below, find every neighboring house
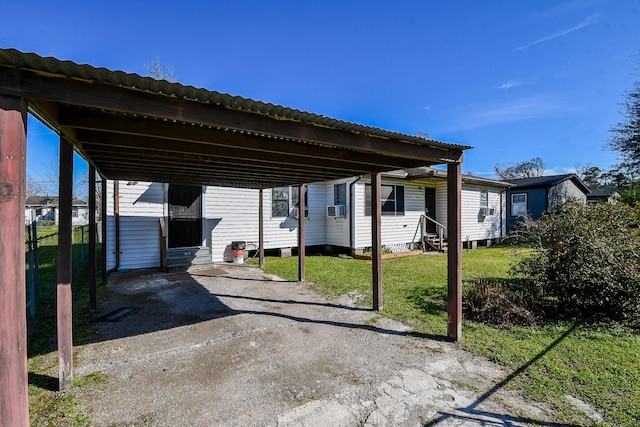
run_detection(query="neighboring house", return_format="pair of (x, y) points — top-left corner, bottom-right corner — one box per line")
(104, 168), (510, 271)
(586, 187), (620, 204)
(504, 174), (590, 230)
(25, 196), (89, 227)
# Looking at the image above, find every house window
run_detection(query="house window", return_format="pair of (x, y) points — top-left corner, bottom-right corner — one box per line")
(364, 184), (405, 216)
(271, 186), (307, 217)
(556, 194), (564, 206)
(480, 190), (488, 207)
(272, 187), (290, 217)
(511, 193), (527, 216)
(334, 183), (346, 205)
(72, 207), (79, 218)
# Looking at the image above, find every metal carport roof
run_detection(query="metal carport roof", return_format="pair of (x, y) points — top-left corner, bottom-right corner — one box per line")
(0, 48), (468, 426)
(0, 48), (469, 189)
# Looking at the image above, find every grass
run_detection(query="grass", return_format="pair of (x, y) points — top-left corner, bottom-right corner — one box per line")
(26, 226), (106, 426)
(257, 246), (640, 426)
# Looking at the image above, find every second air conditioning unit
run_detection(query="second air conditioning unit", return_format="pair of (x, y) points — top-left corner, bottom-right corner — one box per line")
(479, 207), (496, 216)
(327, 205), (346, 218)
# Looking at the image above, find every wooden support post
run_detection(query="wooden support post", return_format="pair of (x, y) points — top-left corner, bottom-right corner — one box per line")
(101, 177), (107, 283)
(88, 165), (97, 309)
(58, 136), (74, 389)
(259, 189), (264, 268)
(371, 172), (383, 311)
(0, 95), (29, 427)
(447, 160), (463, 341)
(298, 184), (306, 282)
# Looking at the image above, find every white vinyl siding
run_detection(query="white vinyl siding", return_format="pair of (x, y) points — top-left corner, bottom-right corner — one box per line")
(460, 185), (503, 242)
(105, 175), (509, 269)
(353, 179), (504, 249)
(207, 185), (325, 262)
(106, 181), (165, 271)
(354, 178), (425, 249)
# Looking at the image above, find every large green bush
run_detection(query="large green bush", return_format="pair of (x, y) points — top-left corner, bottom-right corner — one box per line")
(512, 202), (640, 322)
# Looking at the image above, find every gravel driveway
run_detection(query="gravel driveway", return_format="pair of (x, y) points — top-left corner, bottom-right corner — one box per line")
(72, 264), (563, 426)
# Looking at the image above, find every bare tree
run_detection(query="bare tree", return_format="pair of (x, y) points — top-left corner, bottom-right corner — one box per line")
(26, 173), (48, 196)
(143, 57), (178, 82)
(35, 157), (89, 200)
(495, 157), (545, 180)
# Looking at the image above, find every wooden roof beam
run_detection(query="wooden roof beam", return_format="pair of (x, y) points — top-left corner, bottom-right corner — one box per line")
(74, 130), (387, 174)
(84, 150), (362, 179)
(61, 112), (435, 170)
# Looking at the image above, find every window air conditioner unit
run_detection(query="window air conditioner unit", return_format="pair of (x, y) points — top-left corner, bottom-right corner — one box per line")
(479, 207), (495, 216)
(327, 205), (346, 218)
(291, 207), (309, 219)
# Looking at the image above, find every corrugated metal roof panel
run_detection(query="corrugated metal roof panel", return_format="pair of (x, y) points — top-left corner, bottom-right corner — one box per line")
(0, 48), (471, 151)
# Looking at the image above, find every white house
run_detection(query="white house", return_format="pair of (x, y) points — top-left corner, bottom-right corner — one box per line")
(104, 168), (510, 271)
(25, 196), (90, 227)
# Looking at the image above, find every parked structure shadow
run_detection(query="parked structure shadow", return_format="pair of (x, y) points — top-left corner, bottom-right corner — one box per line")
(81, 268), (450, 344)
(423, 322), (582, 427)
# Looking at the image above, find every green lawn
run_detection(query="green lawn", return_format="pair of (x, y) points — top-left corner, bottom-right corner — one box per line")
(256, 246), (640, 426)
(26, 227), (104, 426)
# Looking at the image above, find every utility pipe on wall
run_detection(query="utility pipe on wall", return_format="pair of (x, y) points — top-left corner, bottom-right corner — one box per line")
(114, 180), (121, 271)
(348, 176), (363, 253)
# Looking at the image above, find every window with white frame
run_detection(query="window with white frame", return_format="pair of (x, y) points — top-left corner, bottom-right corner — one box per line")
(480, 190), (488, 207)
(272, 187), (290, 217)
(271, 186), (307, 217)
(511, 193), (527, 216)
(364, 184), (405, 216)
(334, 183), (346, 205)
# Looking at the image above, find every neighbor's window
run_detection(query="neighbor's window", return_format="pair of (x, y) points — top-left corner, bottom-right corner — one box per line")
(271, 186), (307, 217)
(334, 183), (346, 205)
(72, 207), (79, 218)
(480, 190), (488, 207)
(364, 184), (405, 216)
(556, 194), (565, 206)
(511, 193), (527, 216)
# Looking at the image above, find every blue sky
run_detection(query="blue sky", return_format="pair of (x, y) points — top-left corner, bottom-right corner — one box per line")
(3, 0), (639, 192)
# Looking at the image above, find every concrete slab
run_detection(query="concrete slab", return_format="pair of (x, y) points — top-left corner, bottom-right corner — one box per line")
(70, 263), (567, 426)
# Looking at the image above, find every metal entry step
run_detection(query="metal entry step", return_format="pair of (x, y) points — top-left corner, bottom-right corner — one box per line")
(167, 246), (214, 272)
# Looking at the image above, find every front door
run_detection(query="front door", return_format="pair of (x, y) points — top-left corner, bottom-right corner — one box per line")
(424, 187), (436, 234)
(168, 184), (202, 248)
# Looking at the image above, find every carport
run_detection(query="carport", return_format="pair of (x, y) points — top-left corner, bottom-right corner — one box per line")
(0, 48), (469, 426)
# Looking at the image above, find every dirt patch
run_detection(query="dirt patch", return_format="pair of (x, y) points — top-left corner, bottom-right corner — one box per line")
(69, 264), (568, 426)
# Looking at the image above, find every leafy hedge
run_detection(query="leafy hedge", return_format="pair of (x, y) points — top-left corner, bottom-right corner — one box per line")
(511, 202), (640, 323)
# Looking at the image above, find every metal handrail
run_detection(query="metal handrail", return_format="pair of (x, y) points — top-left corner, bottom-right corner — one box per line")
(422, 214), (447, 231)
(413, 214), (447, 251)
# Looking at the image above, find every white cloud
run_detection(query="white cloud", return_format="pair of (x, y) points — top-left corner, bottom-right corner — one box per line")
(448, 95), (575, 131)
(515, 14), (598, 51)
(498, 80), (522, 90)
(544, 166), (578, 176)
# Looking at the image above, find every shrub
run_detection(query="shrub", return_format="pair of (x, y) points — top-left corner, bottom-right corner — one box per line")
(463, 279), (537, 327)
(511, 202), (640, 322)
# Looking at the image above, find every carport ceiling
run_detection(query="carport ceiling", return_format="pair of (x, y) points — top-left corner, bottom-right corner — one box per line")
(0, 49), (470, 189)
